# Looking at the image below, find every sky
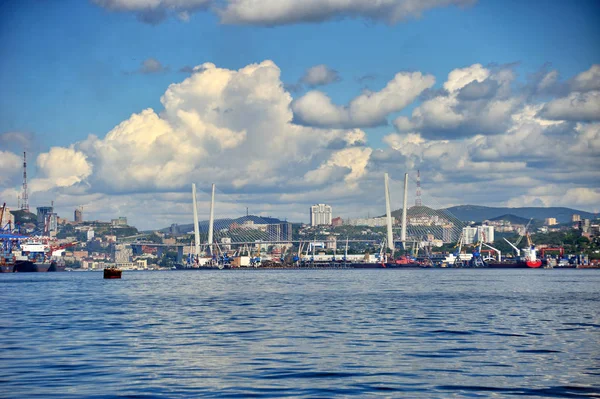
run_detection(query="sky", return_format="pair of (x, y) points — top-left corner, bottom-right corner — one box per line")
(0, 0), (599, 230)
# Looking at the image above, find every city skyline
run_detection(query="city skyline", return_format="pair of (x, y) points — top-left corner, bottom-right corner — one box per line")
(1, 1), (599, 230)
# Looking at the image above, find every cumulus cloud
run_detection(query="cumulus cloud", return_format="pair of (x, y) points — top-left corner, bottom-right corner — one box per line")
(292, 71), (435, 128)
(304, 147), (372, 187)
(394, 63), (522, 139)
(300, 64), (341, 87)
(539, 91), (600, 121)
(3, 61), (599, 229)
(571, 64), (600, 92)
(61, 60), (367, 196)
(92, 0), (477, 25)
(30, 147), (93, 192)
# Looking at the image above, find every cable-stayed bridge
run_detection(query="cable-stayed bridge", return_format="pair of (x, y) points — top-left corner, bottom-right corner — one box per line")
(185, 172), (465, 257)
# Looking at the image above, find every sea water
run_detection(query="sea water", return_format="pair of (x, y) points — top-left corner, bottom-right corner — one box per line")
(1, 269), (599, 398)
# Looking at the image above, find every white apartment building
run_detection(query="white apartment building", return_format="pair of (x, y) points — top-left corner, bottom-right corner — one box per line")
(462, 225), (495, 244)
(310, 204), (332, 226)
(462, 226), (478, 244)
(477, 225), (494, 243)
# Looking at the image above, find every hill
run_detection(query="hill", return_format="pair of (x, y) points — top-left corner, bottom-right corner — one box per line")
(388, 205), (464, 226)
(163, 215), (285, 234)
(488, 214), (532, 225)
(443, 205), (595, 224)
(9, 209), (37, 225)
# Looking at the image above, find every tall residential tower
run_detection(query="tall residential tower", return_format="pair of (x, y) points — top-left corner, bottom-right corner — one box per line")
(310, 204), (332, 226)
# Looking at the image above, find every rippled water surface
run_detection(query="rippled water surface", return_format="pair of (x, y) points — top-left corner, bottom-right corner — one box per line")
(1, 269), (599, 398)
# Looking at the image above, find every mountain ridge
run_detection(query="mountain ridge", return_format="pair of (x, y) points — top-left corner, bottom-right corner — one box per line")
(442, 205), (595, 224)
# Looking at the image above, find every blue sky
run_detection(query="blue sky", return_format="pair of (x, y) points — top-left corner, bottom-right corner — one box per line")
(0, 0), (599, 228)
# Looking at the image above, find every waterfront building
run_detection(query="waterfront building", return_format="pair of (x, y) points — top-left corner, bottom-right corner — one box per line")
(310, 204), (332, 226)
(267, 222), (293, 242)
(462, 226), (478, 244)
(115, 244), (132, 263)
(476, 225), (494, 243)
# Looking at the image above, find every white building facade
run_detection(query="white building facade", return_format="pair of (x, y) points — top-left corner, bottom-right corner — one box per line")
(462, 225), (495, 244)
(477, 225), (494, 243)
(462, 226), (478, 244)
(310, 204), (332, 226)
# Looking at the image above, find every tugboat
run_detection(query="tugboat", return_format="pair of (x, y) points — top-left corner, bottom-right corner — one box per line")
(103, 267), (122, 279)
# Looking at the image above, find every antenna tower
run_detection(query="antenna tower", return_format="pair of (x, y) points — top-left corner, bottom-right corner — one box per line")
(415, 169), (422, 207)
(21, 152), (29, 212)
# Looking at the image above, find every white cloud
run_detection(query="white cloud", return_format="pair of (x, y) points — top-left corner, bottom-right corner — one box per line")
(508, 187), (600, 210)
(92, 0), (211, 23)
(292, 71), (435, 128)
(571, 64), (600, 92)
(394, 64), (521, 138)
(300, 64), (341, 87)
(0, 151), (22, 186)
(4, 61), (599, 229)
(443, 63), (489, 93)
(537, 70), (559, 92)
(218, 0), (477, 26)
(30, 147), (92, 193)
(304, 147), (372, 187)
(38, 60), (365, 200)
(539, 91), (600, 121)
(93, 0), (477, 25)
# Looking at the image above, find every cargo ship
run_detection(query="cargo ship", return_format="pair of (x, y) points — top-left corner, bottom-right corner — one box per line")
(385, 255), (424, 269)
(1, 233), (66, 273)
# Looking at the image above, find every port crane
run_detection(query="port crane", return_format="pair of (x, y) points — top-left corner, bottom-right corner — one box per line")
(503, 218), (533, 257)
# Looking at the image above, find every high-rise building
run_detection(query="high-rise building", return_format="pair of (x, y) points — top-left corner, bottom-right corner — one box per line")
(74, 208), (83, 223)
(545, 218), (557, 226)
(476, 225), (494, 243)
(572, 214), (581, 222)
(267, 222), (293, 242)
(442, 225), (457, 243)
(37, 206), (53, 225)
(47, 213), (58, 233)
(462, 226), (478, 244)
(310, 204), (332, 226)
